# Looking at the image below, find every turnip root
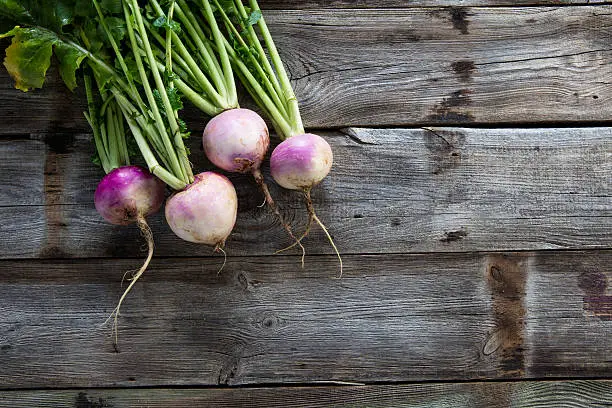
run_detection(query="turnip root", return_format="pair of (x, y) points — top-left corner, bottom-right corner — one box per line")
(94, 165), (166, 346)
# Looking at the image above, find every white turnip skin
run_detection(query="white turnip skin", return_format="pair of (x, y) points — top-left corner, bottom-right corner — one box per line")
(269, 133), (333, 191)
(203, 108), (269, 173)
(165, 171), (238, 248)
(202, 108), (304, 257)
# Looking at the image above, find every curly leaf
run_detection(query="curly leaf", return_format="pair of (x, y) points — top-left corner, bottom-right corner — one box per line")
(246, 10), (261, 26)
(152, 16), (181, 34)
(1, 26), (56, 91)
(167, 87), (183, 111)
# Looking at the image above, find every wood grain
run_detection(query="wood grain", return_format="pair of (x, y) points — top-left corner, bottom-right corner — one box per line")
(1, 6), (612, 133)
(1, 381), (611, 408)
(0, 127), (609, 259)
(260, 1), (612, 8)
(0, 251), (609, 388)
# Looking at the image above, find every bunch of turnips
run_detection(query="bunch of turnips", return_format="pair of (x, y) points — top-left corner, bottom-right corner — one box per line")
(0, 0), (340, 344)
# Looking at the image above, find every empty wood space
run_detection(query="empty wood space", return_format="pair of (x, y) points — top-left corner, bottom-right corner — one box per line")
(0, 0), (610, 406)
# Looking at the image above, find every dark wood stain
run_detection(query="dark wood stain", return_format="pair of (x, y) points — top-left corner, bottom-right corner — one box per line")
(578, 271), (612, 321)
(449, 7), (471, 34)
(40, 135), (71, 258)
(452, 60), (476, 82)
(484, 254), (527, 378)
(218, 355), (241, 386)
(75, 392), (113, 408)
(440, 228), (468, 243)
(426, 90), (475, 123)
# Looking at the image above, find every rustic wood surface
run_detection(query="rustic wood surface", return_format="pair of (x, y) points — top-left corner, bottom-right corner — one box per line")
(0, 251), (610, 388)
(2, 381), (611, 408)
(0, 127), (609, 259)
(2, 5), (612, 133)
(0, 0), (610, 405)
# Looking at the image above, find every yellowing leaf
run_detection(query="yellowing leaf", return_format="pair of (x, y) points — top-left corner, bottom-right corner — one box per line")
(2, 26), (57, 91)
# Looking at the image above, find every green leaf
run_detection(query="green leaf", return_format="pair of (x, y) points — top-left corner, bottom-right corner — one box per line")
(167, 87), (183, 111)
(152, 15), (181, 34)
(100, 0), (121, 15)
(0, 0), (75, 32)
(0, 0), (35, 25)
(101, 16), (126, 44)
(83, 19), (104, 53)
(1, 26), (57, 91)
(152, 88), (165, 113)
(54, 40), (86, 91)
(246, 10), (261, 26)
(178, 117), (187, 133)
(116, 53), (141, 84)
(74, 0), (96, 17)
(53, 0), (74, 28)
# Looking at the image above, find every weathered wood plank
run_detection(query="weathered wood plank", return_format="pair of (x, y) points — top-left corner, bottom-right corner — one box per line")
(1, 6), (612, 133)
(0, 251), (609, 388)
(260, 1), (612, 8)
(0, 127), (609, 259)
(1, 381), (611, 408)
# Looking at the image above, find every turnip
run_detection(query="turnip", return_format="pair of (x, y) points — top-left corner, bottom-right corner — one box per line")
(203, 108), (305, 257)
(203, 0), (343, 274)
(86, 2), (241, 343)
(141, 0), (304, 255)
(84, 72), (173, 346)
(165, 172), (238, 248)
(94, 165), (165, 345)
(1, 0), (242, 345)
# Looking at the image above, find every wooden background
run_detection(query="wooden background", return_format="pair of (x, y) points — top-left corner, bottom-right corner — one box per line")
(0, 1), (611, 406)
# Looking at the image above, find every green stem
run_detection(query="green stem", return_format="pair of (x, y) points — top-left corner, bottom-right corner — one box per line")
(106, 100), (120, 169)
(129, 0), (188, 181)
(144, 16), (229, 111)
(248, 0), (304, 138)
(114, 102), (130, 165)
(213, 0), (286, 117)
(84, 74), (111, 173)
(174, 0), (223, 87)
(92, 0), (146, 112)
(114, 91), (187, 191)
(168, 1), (228, 101)
(199, 0), (237, 106)
(145, 22), (201, 90)
(231, 0), (284, 108)
(220, 34), (293, 136)
(124, 0), (185, 182)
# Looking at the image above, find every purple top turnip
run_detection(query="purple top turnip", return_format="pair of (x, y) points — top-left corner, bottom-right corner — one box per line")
(270, 133), (333, 191)
(95, 166), (166, 226)
(202, 108), (304, 258)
